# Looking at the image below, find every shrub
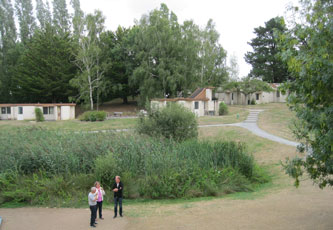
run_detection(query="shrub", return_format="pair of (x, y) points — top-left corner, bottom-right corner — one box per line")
(137, 102), (198, 142)
(251, 98), (256, 105)
(34, 108), (45, 122)
(79, 111), (107, 121)
(219, 102), (228, 115)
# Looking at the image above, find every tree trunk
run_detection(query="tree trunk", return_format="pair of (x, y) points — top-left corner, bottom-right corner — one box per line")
(122, 96), (128, 104)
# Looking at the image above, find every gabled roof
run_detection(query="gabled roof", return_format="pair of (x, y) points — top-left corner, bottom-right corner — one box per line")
(152, 87), (213, 102)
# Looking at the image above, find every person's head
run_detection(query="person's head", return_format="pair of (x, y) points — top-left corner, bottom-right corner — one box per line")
(115, 176), (120, 183)
(94, 181), (100, 188)
(91, 187), (96, 193)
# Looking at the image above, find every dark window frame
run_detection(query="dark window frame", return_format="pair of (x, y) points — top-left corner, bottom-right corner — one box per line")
(256, 93), (260, 100)
(18, 107), (23, 115)
(194, 101), (199, 109)
(276, 91), (280, 97)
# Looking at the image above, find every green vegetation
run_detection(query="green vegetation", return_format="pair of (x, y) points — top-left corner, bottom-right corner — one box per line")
(218, 102), (228, 115)
(137, 103), (198, 142)
(34, 108), (44, 122)
(78, 110), (107, 121)
(245, 16), (290, 83)
(0, 127), (268, 206)
(279, 0), (333, 188)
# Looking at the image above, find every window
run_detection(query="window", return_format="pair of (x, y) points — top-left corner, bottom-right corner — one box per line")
(43, 107), (54, 115)
(276, 91), (280, 98)
(231, 93), (234, 100)
(194, 102), (199, 109)
(2, 107), (11, 114)
(18, 107), (23, 114)
(256, 93), (260, 100)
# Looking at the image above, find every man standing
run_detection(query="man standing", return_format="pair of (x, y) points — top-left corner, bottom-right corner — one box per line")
(112, 176), (124, 218)
(88, 187), (98, 228)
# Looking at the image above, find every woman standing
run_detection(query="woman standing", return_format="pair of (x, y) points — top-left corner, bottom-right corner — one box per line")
(94, 181), (105, 220)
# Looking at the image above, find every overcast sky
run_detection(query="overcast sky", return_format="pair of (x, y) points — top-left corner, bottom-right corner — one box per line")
(79, 0), (298, 78)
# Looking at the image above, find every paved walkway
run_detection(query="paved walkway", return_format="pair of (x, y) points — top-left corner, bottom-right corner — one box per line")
(199, 110), (300, 147)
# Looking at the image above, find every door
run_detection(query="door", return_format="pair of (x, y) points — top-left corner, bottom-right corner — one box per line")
(17, 107), (23, 120)
(57, 106), (61, 120)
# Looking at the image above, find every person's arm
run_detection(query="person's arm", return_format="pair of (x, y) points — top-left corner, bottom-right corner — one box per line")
(101, 187), (105, 196)
(119, 182), (123, 190)
(112, 183), (118, 192)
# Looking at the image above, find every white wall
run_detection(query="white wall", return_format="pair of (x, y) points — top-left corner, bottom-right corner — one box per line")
(61, 106), (71, 120)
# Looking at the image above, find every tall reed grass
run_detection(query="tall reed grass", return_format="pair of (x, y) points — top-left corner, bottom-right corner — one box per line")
(0, 127), (269, 205)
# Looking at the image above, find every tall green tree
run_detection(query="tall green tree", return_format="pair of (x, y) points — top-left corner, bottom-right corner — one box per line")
(0, 0), (19, 103)
(280, 0), (333, 188)
(15, 0), (36, 43)
(199, 19), (228, 87)
(101, 26), (138, 104)
(70, 10), (107, 110)
(36, 0), (52, 29)
(70, 0), (84, 37)
(52, 0), (70, 34)
(245, 17), (290, 83)
(228, 54), (240, 81)
(131, 4), (188, 104)
(13, 25), (77, 103)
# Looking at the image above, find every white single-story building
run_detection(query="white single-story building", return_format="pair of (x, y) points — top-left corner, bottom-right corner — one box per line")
(0, 103), (76, 121)
(151, 87), (219, 117)
(216, 83), (288, 105)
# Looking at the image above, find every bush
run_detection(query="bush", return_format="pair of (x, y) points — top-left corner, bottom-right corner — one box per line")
(251, 99), (256, 105)
(34, 108), (44, 122)
(79, 111), (107, 121)
(219, 102), (228, 115)
(137, 102), (198, 142)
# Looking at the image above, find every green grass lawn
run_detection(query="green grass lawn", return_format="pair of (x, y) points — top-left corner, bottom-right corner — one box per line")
(0, 118), (137, 131)
(198, 106), (249, 125)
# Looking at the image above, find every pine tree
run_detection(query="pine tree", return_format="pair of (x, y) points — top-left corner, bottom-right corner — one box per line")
(13, 25), (77, 103)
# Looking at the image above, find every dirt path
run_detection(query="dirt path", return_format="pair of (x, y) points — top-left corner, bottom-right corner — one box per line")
(0, 208), (129, 230)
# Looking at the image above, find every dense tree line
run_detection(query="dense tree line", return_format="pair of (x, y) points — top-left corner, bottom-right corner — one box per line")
(0, 1), (229, 108)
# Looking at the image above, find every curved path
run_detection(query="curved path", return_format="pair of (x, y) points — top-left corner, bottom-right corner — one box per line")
(199, 109), (300, 147)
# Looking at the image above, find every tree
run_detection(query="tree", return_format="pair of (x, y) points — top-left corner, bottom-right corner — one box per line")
(70, 10), (106, 110)
(223, 78), (273, 103)
(13, 25), (77, 103)
(52, 0), (70, 34)
(15, 0), (36, 43)
(0, 0), (19, 103)
(101, 26), (138, 104)
(36, 0), (52, 29)
(228, 54), (239, 81)
(279, 0), (333, 188)
(131, 4), (184, 105)
(245, 17), (290, 83)
(198, 19), (228, 87)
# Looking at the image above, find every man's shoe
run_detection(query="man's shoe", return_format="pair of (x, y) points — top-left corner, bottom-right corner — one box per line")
(90, 225), (96, 228)
(100, 217), (104, 220)
(113, 216), (117, 219)
(120, 214), (123, 217)
(94, 222), (98, 224)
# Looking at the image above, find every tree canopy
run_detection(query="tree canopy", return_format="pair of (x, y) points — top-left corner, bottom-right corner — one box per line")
(279, 0), (333, 188)
(245, 17), (290, 83)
